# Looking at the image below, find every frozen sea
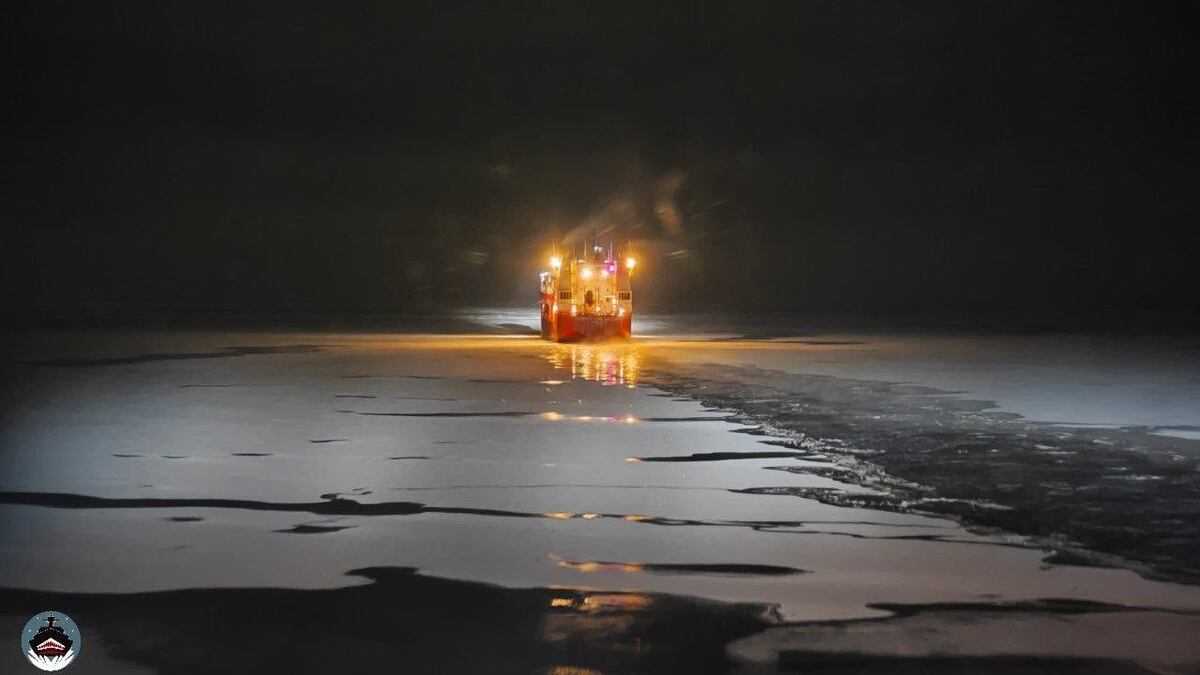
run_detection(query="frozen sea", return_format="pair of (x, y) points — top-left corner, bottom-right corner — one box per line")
(1, 310), (1198, 673)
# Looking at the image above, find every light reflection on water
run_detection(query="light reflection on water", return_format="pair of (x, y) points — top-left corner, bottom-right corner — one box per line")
(547, 594), (653, 613)
(555, 559), (646, 575)
(541, 592), (654, 650)
(545, 344), (642, 387)
(540, 412), (640, 424)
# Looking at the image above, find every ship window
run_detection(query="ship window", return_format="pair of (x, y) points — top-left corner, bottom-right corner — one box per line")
(558, 291), (572, 300)
(618, 291), (631, 301)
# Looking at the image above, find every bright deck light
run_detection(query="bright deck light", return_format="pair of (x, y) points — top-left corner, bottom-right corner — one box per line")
(550, 256), (562, 270)
(625, 257), (636, 269)
(581, 268), (593, 279)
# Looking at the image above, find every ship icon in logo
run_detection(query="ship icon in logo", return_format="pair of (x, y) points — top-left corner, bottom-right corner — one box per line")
(22, 611), (80, 671)
(30, 615), (72, 657)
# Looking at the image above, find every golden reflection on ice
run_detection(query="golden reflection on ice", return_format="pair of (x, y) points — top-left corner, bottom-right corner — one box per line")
(545, 344), (642, 387)
(577, 594), (652, 612)
(542, 591), (651, 645)
(541, 412), (642, 424)
(541, 512), (608, 521)
(545, 588), (654, 614)
(556, 559), (647, 575)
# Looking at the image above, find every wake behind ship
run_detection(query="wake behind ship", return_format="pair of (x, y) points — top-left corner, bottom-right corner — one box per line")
(539, 241), (635, 341)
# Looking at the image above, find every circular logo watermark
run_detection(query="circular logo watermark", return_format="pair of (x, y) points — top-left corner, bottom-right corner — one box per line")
(21, 612), (80, 671)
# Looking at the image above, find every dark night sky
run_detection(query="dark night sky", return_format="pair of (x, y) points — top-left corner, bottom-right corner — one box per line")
(3, 1), (1197, 321)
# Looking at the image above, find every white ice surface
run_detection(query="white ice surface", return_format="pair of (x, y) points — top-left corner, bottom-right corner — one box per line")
(2, 332), (1199, 627)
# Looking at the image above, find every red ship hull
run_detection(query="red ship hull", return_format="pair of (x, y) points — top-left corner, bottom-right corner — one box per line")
(541, 297), (631, 341)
